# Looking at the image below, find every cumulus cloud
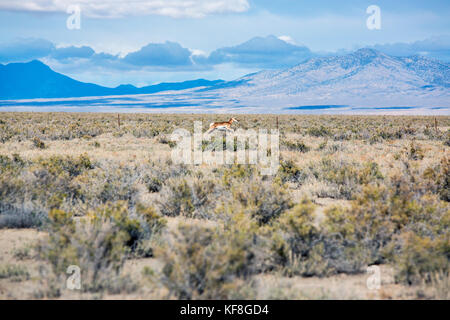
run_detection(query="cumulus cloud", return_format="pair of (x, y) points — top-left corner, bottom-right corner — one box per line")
(367, 36), (450, 61)
(0, 38), (202, 71)
(123, 42), (193, 67)
(0, 38), (55, 63)
(2, 35), (449, 82)
(202, 35), (315, 68)
(0, 0), (250, 18)
(43, 41), (214, 76)
(50, 46), (95, 61)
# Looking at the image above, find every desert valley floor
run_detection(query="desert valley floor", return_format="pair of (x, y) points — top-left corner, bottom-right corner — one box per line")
(0, 113), (448, 299)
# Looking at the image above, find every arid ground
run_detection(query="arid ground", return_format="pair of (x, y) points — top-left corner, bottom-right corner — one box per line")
(0, 113), (448, 299)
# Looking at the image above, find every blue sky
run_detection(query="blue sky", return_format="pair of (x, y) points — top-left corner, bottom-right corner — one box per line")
(0, 0), (449, 87)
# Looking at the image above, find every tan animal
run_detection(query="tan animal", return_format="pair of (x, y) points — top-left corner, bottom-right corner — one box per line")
(206, 118), (239, 133)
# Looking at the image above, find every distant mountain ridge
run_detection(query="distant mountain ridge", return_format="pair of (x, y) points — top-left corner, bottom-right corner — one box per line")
(204, 48), (449, 108)
(218, 48), (449, 93)
(0, 60), (224, 99)
(0, 49), (449, 111)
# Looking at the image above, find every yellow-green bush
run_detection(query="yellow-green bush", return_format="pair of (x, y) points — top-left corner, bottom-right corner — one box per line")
(221, 164), (256, 187)
(37, 206), (129, 293)
(37, 201), (165, 293)
(282, 139), (310, 152)
(395, 233), (449, 285)
(32, 137), (46, 149)
(156, 222), (262, 299)
(0, 264), (30, 281)
(311, 158), (383, 199)
(231, 178), (293, 225)
(277, 159), (306, 185)
(271, 199), (367, 276)
(321, 177), (449, 274)
(155, 209), (276, 299)
(157, 175), (225, 219)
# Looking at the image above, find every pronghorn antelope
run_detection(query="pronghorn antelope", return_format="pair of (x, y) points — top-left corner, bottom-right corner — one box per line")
(206, 118), (239, 133)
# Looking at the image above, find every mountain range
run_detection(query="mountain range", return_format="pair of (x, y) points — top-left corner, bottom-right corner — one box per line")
(0, 60), (224, 100)
(206, 48), (449, 109)
(0, 49), (449, 112)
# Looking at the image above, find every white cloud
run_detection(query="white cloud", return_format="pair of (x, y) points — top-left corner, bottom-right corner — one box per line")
(278, 35), (295, 45)
(0, 0), (250, 18)
(190, 49), (207, 56)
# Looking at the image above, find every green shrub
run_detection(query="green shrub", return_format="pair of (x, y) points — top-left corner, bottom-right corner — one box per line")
(0, 264), (30, 281)
(133, 204), (167, 257)
(156, 221), (263, 299)
(158, 177), (222, 219)
(221, 164), (255, 187)
(32, 137), (46, 149)
(0, 206), (46, 229)
(307, 126), (331, 137)
(13, 246), (32, 260)
(37, 154), (93, 177)
(444, 135), (450, 147)
(322, 177), (449, 269)
(36, 202), (154, 293)
(271, 199), (356, 277)
(437, 157), (449, 202)
(318, 140), (328, 150)
(231, 179), (292, 225)
(406, 141), (424, 160)
(395, 233), (449, 285)
(157, 179), (194, 217)
(313, 158), (383, 199)
(147, 176), (163, 193)
(277, 159), (306, 185)
(276, 199), (318, 259)
(98, 167), (140, 205)
(0, 153), (26, 173)
(283, 139), (310, 152)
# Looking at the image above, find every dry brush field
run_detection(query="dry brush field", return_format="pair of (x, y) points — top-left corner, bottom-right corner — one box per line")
(0, 112), (449, 299)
